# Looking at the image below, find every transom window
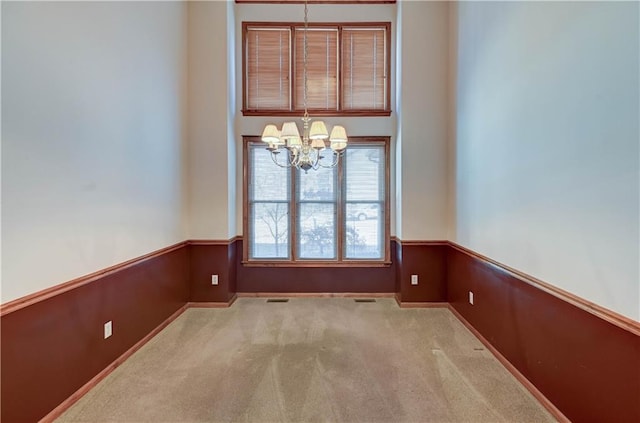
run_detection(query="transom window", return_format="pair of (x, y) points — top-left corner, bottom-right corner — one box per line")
(243, 136), (390, 264)
(242, 22), (391, 116)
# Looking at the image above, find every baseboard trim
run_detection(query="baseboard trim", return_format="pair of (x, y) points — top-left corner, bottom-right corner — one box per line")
(397, 301), (449, 308)
(447, 304), (570, 423)
(188, 294), (238, 308)
(1, 241), (187, 317)
(39, 303), (189, 423)
(393, 293), (448, 309)
(448, 241), (640, 336)
(236, 292), (395, 298)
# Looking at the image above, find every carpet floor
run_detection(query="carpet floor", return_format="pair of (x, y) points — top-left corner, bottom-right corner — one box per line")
(57, 298), (556, 423)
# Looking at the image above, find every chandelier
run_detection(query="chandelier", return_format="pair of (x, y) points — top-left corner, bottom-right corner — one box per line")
(260, 0), (348, 173)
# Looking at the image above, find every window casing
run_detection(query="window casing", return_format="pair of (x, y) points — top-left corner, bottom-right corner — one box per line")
(243, 136), (390, 265)
(242, 22), (391, 116)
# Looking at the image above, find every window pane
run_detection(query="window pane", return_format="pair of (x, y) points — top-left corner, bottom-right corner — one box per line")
(250, 145), (290, 201)
(342, 27), (387, 110)
(246, 27), (291, 110)
(294, 28), (338, 110)
(248, 142), (291, 260)
(250, 202), (290, 259)
(345, 203), (382, 259)
(297, 203), (336, 259)
(345, 146), (384, 201)
(298, 163), (336, 201)
(344, 143), (385, 260)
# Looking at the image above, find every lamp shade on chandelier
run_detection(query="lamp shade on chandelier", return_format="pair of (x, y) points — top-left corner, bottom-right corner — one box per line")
(260, 0), (348, 172)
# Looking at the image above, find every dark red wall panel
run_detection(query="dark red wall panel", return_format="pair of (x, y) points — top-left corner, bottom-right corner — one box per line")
(447, 246), (640, 423)
(188, 241), (237, 303)
(236, 239), (396, 293)
(396, 243), (447, 302)
(237, 264), (395, 292)
(1, 246), (189, 423)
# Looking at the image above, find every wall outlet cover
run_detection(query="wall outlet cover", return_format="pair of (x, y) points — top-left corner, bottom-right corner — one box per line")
(104, 321), (112, 339)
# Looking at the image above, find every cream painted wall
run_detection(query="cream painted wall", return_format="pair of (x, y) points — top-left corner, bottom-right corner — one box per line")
(1, 2), (188, 302)
(454, 2), (639, 320)
(186, 0), (235, 239)
(397, 0), (450, 240)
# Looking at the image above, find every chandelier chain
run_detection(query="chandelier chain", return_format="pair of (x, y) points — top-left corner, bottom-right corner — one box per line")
(303, 0), (308, 118)
(260, 0), (346, 172)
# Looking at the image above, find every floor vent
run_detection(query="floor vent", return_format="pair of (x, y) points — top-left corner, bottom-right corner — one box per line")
(266, 298), (289, 303)
(354, 299), (376, 303)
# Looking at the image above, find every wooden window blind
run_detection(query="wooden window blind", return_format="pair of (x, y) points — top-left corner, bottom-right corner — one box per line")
(294, 27), (338, 111)
(243, 22), (390, 116)
(246, 27), (291, 110)
(342, 27), (387, 110)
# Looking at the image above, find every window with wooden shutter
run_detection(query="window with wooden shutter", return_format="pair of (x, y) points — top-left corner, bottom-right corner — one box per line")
(342, 26), (387, 111)
(242, 22), (390, 116)
(294, 27), (338, 111)
(245, 26), (291, 110)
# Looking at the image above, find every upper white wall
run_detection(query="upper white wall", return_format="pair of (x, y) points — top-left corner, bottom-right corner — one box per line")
(1, 1), (188, 302)
(397, 0), (450, 240)
(186, 0), (235, 239)
(454, 1), (639, 320)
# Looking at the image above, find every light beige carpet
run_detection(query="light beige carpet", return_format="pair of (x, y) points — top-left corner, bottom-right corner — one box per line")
(57, 298), (556, 423)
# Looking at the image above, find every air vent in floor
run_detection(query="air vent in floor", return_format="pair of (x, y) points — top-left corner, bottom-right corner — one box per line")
(266, 298), (289, 303)
(354, 299), (376, 303)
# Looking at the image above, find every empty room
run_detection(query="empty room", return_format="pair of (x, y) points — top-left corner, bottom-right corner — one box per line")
(1, 0), (638, 422)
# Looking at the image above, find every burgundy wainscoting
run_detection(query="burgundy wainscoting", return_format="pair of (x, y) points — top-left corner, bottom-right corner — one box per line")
(236, 239), (396, 293)
(0, 244), (189, 423)
(188, 239), (238, 303)
(447, 244), (640, 423)
(395, 241), (448, 304)
(393, 238), (402, 296)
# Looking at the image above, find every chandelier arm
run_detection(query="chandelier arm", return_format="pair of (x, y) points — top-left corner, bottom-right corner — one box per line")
(317, 151), (341, 168)
(311, 148), (321, 170)
(270, 151), (293, 169)
(291, 148), (304, 168)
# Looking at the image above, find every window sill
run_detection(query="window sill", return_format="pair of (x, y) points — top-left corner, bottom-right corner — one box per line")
(241, 260), (392, 268)
(241, 109), (392, 117)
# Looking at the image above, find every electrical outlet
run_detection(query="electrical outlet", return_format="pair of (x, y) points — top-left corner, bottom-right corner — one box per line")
(469, 291), (474, 305)
(211, 275), (219, 285)
(104, 321), (112, 339)
(411, 275), (418, 285)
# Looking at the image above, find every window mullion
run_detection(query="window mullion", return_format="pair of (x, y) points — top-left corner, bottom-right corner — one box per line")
(290, 166), (297, 261)
(337, 153), (345, 261)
